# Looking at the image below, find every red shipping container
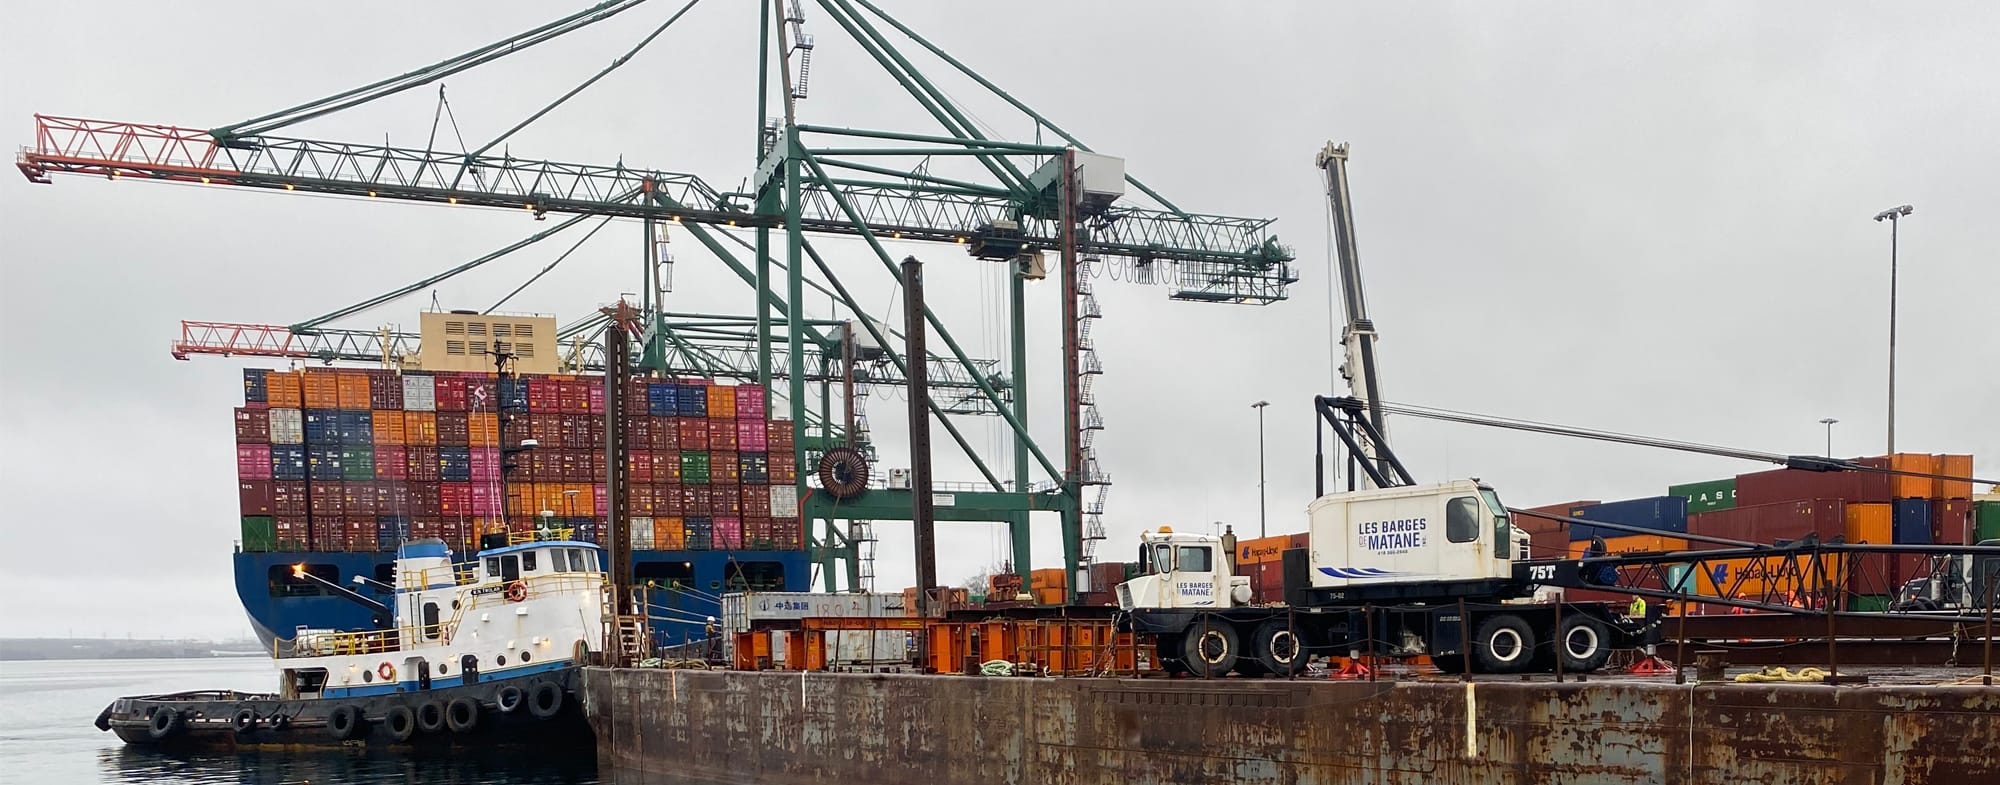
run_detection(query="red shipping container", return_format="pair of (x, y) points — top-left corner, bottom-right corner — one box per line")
(628, 451), (653, 481)
(383, 482), (413, 515)
(679, 485), (709, 516)
(653, 455), (682, 483)
(272, 481), (309, 517)
(405, 447), (441, 482)
(408, 481), (441, 512)
(715, 516), (743, 549)
(435, 412), (470, 446)
(711, 486), (743, 517)
(238, 480), (274, 516)
(237, 444), (272, 480)
(626, 416), (654, 447)
(555, 451), (581, 482)
(273, 516), (309, 550)
(712, 451), (740, 484)
(309, 524), (344, 552)
(433, 376), (469, 412)
(344, 518), (377, 551)
(559, 380), (589, 414)
(368, 375), (403, 410)
(658, 484), (685, 516)
(528, 379), (561, 412)
(528, 413), (561, 445)
(374, 445), (408, 480)
(440, 482), (472, 517)
(624, 380), (651, 416)
(564, 414), (592, 450)
(742, 486), (772, 517)
(1736, 458), (1893, 507)
(706, 418), (739, 452)
(343, 483), (379, 516)
(471, 483), (502, 516)
(309, 481), (345, 516)
(235, 407), (271, 443)
(733, 385), (767, 420)
(1688, 500), (1845, 545)
(1933, 499), (1975, 545)
(632, 485), (657, 516)
(771, 459), (797, 486)
(767, 419), (796, 447)
(411, 517), (443, 542)
(587, 381), (605, 414)
(677, 418), (709, 450)
(594, 485), (607, 515)
(651, 416), (677, 451)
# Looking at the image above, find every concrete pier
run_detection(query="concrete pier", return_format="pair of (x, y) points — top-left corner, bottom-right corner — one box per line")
(586, 668), (2000, 784)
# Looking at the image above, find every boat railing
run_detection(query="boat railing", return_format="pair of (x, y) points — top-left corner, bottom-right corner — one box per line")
(277, 569), (608, 659)
(507, 526), (578, 545)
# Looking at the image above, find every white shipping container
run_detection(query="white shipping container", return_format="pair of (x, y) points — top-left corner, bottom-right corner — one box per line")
(824, 630), (911, 666)
(770, 485), (800, 518)
(719, 591), (907, 633)
(631, 517), (654, 548)
(402, 375), (436, 411)
(268, 408), (305, 445)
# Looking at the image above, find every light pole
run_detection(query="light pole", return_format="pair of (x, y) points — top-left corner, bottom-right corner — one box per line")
(1872, 204), (1913, 454)
(1251, 400), (1270, 538)
(1819, 418), (1838, 457)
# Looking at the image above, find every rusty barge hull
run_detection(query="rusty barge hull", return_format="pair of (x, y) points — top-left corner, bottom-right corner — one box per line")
(586, 668), (1998, 785)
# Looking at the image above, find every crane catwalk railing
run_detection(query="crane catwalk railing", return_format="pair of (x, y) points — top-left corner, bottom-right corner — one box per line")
(20, 116), (1294, 282)
(173, 320), (1007, 394)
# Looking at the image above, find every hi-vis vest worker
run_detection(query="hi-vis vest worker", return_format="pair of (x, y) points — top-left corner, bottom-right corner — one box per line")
(1628, 596), (1647, 618)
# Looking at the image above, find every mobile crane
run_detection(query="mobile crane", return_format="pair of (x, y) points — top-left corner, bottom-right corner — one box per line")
(1114, 144), (1657, 676)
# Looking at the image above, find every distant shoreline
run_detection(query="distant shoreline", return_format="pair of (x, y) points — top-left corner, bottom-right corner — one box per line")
(0, 638), (267, 661)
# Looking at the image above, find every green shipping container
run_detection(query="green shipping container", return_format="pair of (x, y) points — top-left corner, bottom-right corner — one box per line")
(1669, 478), (1737, 513)
(681, 450), (711, 484)
(1849, 595), (1891, 613)
(341, 447), (374, 481)
(1976, 501), (2000, 543)
(240, 516), (276, 552)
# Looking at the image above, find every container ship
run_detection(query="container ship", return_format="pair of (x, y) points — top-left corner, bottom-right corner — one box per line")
(233, 334), (813, 650)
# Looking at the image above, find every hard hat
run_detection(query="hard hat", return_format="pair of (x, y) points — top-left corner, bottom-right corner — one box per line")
(707, 616), (718, 622)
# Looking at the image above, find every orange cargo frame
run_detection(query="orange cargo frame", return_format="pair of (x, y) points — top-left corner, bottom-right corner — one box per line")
(733, 617), (1141, 676)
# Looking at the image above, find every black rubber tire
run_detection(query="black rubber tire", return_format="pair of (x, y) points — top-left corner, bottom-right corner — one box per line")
(527, 682), (564, 720)
(446, 697), (481, 733)
(415, 700), (446, 734)
(385, 705), (417, 742)
(1253, 619), (1311, 677)
(328, 705), (366, 741)
(231, 707), (257, 735)
(268, 713), (291, 731)
(495, 685), (526, 714)
(1179, 619), (1240, 678)
(1556, 615), (1614, 673)
(147, 708), (184, 741)
(1472, 614), (1537, 674)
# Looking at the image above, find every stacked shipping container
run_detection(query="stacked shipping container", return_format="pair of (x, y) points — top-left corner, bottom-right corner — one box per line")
(235, 368), (805, 555)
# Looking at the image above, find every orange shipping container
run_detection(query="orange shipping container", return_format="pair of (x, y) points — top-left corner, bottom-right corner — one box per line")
(302, 372), (341, 409)
(403, 412), (438, 446)
(1566, 534), (1688, 558)
(468, 413), (499, 447)
(371, 410), (405, 446)
(267, 371), (303, 408)
(566, 483), (598, 515)
(335, 374), (371, 410)
(656, 517), (686, 550)
(706, 386), (736, 418)
(1033, 587), (1065, 606)
(1937, 454), (1974, 499)
(1844, 503), (1893, 544)
(1030, 568), (1067, 591)
(1235, 533), (1308, 565)
(1887, 453), (1933, 499)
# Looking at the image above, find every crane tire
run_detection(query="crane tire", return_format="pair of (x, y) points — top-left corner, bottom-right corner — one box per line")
(1557, 615), (1613, 673)
(1472, 614), (1537, 674)
(1253, 619), (1311, 676)
(1180, 619), (1240, 678)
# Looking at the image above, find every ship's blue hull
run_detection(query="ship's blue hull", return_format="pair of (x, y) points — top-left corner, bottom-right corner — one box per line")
(235, 549), (812, 650)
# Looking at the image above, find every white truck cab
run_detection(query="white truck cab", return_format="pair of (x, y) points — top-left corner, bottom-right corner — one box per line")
(1116, 529), (1254, 611)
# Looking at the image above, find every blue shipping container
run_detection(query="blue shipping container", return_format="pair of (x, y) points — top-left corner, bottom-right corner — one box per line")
(497, 378), (530, 410)
(307, 446), (343, 480)
(1894, 499), (1932, 545)
(304, 409), (339, 444)
(438, 446), (472, 482)
(676, 384), (707, 417)
(336, 411), (372, 444)
(376, 516), (410, 547)
(271, 445), (307, 480)
(647, 383), (678, 417)
(243, 369), (268, 403)
(1566, 495), (1689, 541)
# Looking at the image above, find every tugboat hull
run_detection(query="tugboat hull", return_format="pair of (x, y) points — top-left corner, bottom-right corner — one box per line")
(99, 669), (590, 752)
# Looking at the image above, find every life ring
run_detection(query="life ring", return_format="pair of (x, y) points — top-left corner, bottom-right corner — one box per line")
(378, 662), (397, 682)
(505, 581), (528, 603)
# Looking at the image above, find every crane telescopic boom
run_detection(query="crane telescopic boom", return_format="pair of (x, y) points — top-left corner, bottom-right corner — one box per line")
(1316, 141), (1388, 486)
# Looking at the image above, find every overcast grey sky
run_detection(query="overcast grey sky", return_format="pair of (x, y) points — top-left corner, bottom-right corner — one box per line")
(2, 2), (1994, 639)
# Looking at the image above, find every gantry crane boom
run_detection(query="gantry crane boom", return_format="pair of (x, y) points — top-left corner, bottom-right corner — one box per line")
(1316, 142), (1389, 486)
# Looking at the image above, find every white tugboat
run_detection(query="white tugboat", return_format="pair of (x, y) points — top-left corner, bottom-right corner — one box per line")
(98, 534), (635, 749)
